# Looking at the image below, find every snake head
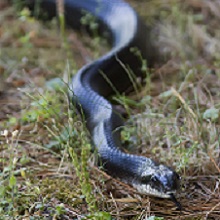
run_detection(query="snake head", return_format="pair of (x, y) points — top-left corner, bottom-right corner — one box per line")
(134, 164), (180, 198)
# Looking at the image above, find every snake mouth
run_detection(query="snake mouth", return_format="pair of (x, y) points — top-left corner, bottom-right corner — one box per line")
(132, 182), (177, 198)
(132, 182), (181, 209)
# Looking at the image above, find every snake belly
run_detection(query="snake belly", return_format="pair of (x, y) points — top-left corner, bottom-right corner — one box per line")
(27, 0), (180, 199)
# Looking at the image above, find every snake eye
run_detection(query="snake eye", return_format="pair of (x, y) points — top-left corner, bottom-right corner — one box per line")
(141, 175), (151, 184)
(151, 175), (160, 184)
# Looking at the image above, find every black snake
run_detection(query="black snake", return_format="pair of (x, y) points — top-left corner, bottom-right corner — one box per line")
(27, 0), (181, 206)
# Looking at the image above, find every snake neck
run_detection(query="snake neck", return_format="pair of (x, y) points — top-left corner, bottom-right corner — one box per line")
(91, 116), (156, 183)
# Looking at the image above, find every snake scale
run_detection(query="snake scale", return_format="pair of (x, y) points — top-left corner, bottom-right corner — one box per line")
(27, 0), (181, 205)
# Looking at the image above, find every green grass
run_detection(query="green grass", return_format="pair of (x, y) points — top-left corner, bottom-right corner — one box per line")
(0, 0), (220, 219)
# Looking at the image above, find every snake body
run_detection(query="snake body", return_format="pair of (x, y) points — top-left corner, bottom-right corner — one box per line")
(27, 0), (180, 199)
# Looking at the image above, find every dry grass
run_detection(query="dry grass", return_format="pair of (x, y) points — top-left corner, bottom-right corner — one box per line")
(0, 0), (219, 219)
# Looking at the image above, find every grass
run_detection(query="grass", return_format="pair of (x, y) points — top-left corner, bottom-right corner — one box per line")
(0, 0), (220, 219)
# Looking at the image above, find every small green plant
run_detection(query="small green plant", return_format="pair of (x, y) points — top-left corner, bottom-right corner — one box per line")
(12, 0), (25, 11)
(0, 130), (40, 217)
(68, 114), (98, 213)
(81, 11), (100, 51)
(80, 10), (108, 58)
